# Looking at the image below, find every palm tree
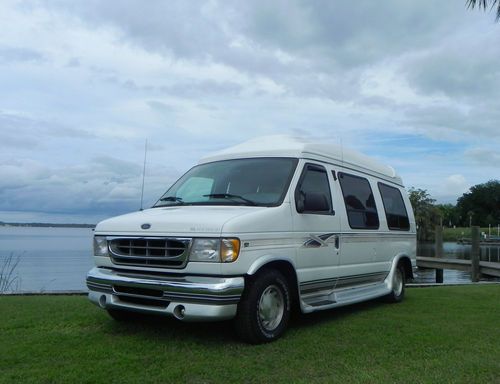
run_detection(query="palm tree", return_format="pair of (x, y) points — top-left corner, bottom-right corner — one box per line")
(467, 0), (500, 21)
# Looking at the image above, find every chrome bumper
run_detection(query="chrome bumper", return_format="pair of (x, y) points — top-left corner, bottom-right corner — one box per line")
(86, 267), (245, 321)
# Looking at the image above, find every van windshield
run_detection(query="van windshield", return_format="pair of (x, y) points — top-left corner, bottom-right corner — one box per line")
(154, 158), (298, 207)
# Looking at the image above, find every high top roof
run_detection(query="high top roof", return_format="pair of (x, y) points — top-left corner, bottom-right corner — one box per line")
(199, 136), (403, 185)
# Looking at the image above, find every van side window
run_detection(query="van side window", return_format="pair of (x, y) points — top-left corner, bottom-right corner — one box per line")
(378, 183), (410, 231)
(295, 164), (333, 215)
(338, 172), (379, 229)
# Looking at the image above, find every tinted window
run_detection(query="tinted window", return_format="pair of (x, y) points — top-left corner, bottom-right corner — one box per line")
(378, 183), (410, 230)
(338, 173), (379, 229)
(295, 164), (333, 214)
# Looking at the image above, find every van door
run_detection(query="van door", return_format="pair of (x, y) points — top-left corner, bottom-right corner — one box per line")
(292, 162), (341, 297)
(336, 171), (388, 288)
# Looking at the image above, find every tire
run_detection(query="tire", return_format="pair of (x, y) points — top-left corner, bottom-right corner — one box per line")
(235, 269), (291, 344)
(385, 264), (406, 303)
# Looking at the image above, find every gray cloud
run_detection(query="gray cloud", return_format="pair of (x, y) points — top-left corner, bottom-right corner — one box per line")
(0, 111), (95, 150)
(405, 38), (500, 101)
(0, 156), (180, 217)
(241, 1), (462, 67)
(1, 0), (499, 221)
(0, 47), (45, 64)
(53, 1), (461, 70)
(401, 103), (500, 139)
(465, 148), (500, 165)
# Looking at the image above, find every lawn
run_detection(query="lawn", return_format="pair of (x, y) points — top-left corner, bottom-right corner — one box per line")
(1, 285), (499, 384)
(442, 227), (498, 242)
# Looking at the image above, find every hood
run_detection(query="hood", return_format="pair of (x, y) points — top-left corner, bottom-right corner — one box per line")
(95, 206), (266, 235)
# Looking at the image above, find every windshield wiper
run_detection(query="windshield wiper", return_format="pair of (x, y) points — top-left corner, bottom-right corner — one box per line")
(157, 196), (184, 205)
(203, 193), (257, 206)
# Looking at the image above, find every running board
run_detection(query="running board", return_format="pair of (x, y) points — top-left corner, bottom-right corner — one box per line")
(300, 282), (390, 313)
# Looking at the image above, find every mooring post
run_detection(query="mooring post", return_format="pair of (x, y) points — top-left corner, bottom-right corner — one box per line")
(471, 226), (480, 282)
(435, 226), (444, 283)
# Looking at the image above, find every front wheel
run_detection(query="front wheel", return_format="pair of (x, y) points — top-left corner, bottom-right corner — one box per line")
(235, 270), (291, 344)
(385, 264), (406, 303)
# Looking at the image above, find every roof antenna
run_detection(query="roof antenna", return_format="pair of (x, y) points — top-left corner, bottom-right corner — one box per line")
(140, 139), (148, 211)
(340, 137), (344, 168)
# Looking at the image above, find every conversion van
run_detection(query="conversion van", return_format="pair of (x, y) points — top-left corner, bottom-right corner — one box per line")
(87, 137), (416, 343)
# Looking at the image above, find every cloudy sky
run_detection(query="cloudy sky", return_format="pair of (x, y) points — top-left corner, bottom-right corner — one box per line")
(1, 0), (499, 223)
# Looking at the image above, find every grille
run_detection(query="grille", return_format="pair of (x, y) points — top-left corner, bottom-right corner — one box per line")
(116, 295), (169, 308)
(108, 237), (190, 268)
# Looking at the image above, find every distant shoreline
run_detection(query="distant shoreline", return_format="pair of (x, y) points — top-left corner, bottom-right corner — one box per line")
(0, 222), (95, 228)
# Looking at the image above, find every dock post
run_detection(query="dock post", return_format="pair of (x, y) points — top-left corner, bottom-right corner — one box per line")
(471, 226), (480, 282)
(435, 226), (444, 283)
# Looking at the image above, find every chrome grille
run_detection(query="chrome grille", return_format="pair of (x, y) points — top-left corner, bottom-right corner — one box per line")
(108, 237), (191, 268)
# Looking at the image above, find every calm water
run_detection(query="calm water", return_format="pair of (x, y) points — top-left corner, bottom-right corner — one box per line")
(1, 227), (499, 292)
(0, 226), (94, 292)
(414, 242), (500, 284)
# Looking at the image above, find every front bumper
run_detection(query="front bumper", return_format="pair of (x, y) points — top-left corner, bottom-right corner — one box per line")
(86, 267), (245, 321)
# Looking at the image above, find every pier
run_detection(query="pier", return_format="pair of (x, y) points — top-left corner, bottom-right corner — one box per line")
(416, 226), (500, 282)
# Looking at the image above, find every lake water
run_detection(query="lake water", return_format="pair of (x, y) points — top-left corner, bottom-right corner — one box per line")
(0, 226), (94, 292)
(0, 227), (499, 292)
(414, 242), (500, 284)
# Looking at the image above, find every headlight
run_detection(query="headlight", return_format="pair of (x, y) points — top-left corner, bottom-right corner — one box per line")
(189, 238), (240, 263)
(220, 238), (240, 262)
(93, 236), (108, 256)
(189, 239), (220, 262)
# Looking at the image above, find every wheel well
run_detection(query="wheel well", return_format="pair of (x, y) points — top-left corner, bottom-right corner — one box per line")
(398, 257), (413, 280)
(249, 261), (300, 312)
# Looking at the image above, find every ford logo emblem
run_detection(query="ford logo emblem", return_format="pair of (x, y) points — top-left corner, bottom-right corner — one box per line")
(141, 223), (151, 230)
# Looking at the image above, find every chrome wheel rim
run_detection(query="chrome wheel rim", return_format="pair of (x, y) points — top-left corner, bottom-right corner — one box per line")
(258, 285), (284, 331)
(393, 268), (403, 296)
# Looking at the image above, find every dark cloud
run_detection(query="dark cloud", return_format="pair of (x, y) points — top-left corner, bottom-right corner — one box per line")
(0, 112), (95, 151)
(0, 156), (179, 216)
(241, 1), (462, 68)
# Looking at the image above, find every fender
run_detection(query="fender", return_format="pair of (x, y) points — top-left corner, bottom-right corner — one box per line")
(247, 254), (297, 276)
(385, 253), (412, 291)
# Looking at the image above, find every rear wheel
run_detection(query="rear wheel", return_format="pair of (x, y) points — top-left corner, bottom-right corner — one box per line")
(235, 269), (291, 344)
(385, 264), (406, 303)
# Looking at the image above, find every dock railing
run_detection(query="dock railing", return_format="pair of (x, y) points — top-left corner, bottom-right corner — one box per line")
(416, 226), (500, 283)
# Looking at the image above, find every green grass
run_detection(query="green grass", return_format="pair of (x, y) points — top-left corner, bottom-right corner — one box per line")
(1, 286), (500, 383)
(442, 227), (497, 242)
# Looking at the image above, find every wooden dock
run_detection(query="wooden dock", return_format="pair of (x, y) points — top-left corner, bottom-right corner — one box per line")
(416, 256), (500, 278)
(416, 226), (500, 283)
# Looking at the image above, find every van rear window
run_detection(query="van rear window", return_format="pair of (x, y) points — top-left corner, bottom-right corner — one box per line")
(338, 173), (379, 229)
(378, 183), (410, 231)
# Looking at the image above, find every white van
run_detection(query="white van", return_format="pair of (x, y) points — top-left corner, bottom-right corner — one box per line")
(87, 137), (416, 343)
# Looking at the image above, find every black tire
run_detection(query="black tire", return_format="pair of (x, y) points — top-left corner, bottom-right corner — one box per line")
(385, 264), (406, 303)
(235, 269), (291, 344)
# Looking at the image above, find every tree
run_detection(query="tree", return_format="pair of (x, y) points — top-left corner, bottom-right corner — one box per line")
(456, 180), (500, 227)
(467, 0), (500, 21)
(435, 203), (460, 227)
(408, 188), (441, 241)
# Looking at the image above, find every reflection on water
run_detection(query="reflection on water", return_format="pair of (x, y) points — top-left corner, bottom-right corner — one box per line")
(0, 227), (498, 292)
(418, 242), (500, 263)
(412, 268), (473, 284)
(415, 242), (500, 284)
